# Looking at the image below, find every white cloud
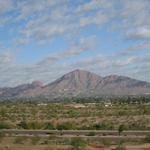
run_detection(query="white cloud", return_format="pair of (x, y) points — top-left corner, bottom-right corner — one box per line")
(118, 42), (150, 56)
(37, 35), (97, 65)
(0, 52), (13, 64)
(126, 27), (150, 40)
(79, 12), (109, 27)
(75, 0), (113, 13)
(0, 0), (13, 14)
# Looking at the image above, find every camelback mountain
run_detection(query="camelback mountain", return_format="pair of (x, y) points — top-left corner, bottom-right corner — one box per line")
(0, 69), (150, 99)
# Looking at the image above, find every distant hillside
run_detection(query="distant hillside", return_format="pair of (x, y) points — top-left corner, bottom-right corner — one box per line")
(0, 69), (150, 99)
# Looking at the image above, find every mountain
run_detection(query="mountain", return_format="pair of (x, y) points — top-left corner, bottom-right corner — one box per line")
(0, 69), (150, 99)
(17, 69), (102, 98)
(95, 75), (150, 95)
(0, 81), (43, 99)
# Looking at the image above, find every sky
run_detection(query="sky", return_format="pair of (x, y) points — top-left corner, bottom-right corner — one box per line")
(0, 0), (150, 87)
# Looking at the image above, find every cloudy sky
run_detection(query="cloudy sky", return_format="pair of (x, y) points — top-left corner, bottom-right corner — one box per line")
(0, 0), (150, 87)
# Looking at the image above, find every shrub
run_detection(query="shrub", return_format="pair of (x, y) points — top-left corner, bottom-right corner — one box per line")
(118, 125), (125, 135)
(92, 123), (114, 130)
(0, 121), (12, 129)
(18, 121), (44, 129)
(44, 122), (55, 130)
(0, 132), (5, 142)
(44, 146), (57, 150)
(113, 145), (126, 150)
(17, 121), (28, 129)
(14, 136), (27, 144)
(27, 122), (44, 129)
(30, 136), (41, 145)
(70, 137), (87, 150)
(87, 132), (96, 136)
(56, 122), (76, 130)
(144, 136), (150, 143)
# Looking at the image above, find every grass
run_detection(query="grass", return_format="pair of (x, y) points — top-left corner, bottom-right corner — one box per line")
(0, 100), (150, 149)
(0, 102), (150, 130)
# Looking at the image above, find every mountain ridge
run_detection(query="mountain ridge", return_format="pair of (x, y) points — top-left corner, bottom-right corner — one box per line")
(0, 69), (150, 99)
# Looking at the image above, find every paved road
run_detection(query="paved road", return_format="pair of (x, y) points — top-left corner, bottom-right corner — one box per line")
(1, 129), (150, 137)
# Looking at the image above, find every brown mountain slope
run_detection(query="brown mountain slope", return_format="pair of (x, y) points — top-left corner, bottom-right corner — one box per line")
(0, 81), (43, 98)
(95, 75), (150, 95)
(0, 70), (150, 99)
(20, 69), (102, 97)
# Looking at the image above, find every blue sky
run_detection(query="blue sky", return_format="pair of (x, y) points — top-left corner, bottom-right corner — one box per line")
(0, 0), (150, 87)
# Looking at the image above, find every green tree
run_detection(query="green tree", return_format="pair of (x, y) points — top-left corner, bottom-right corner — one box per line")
(118, 124), (125, 136)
